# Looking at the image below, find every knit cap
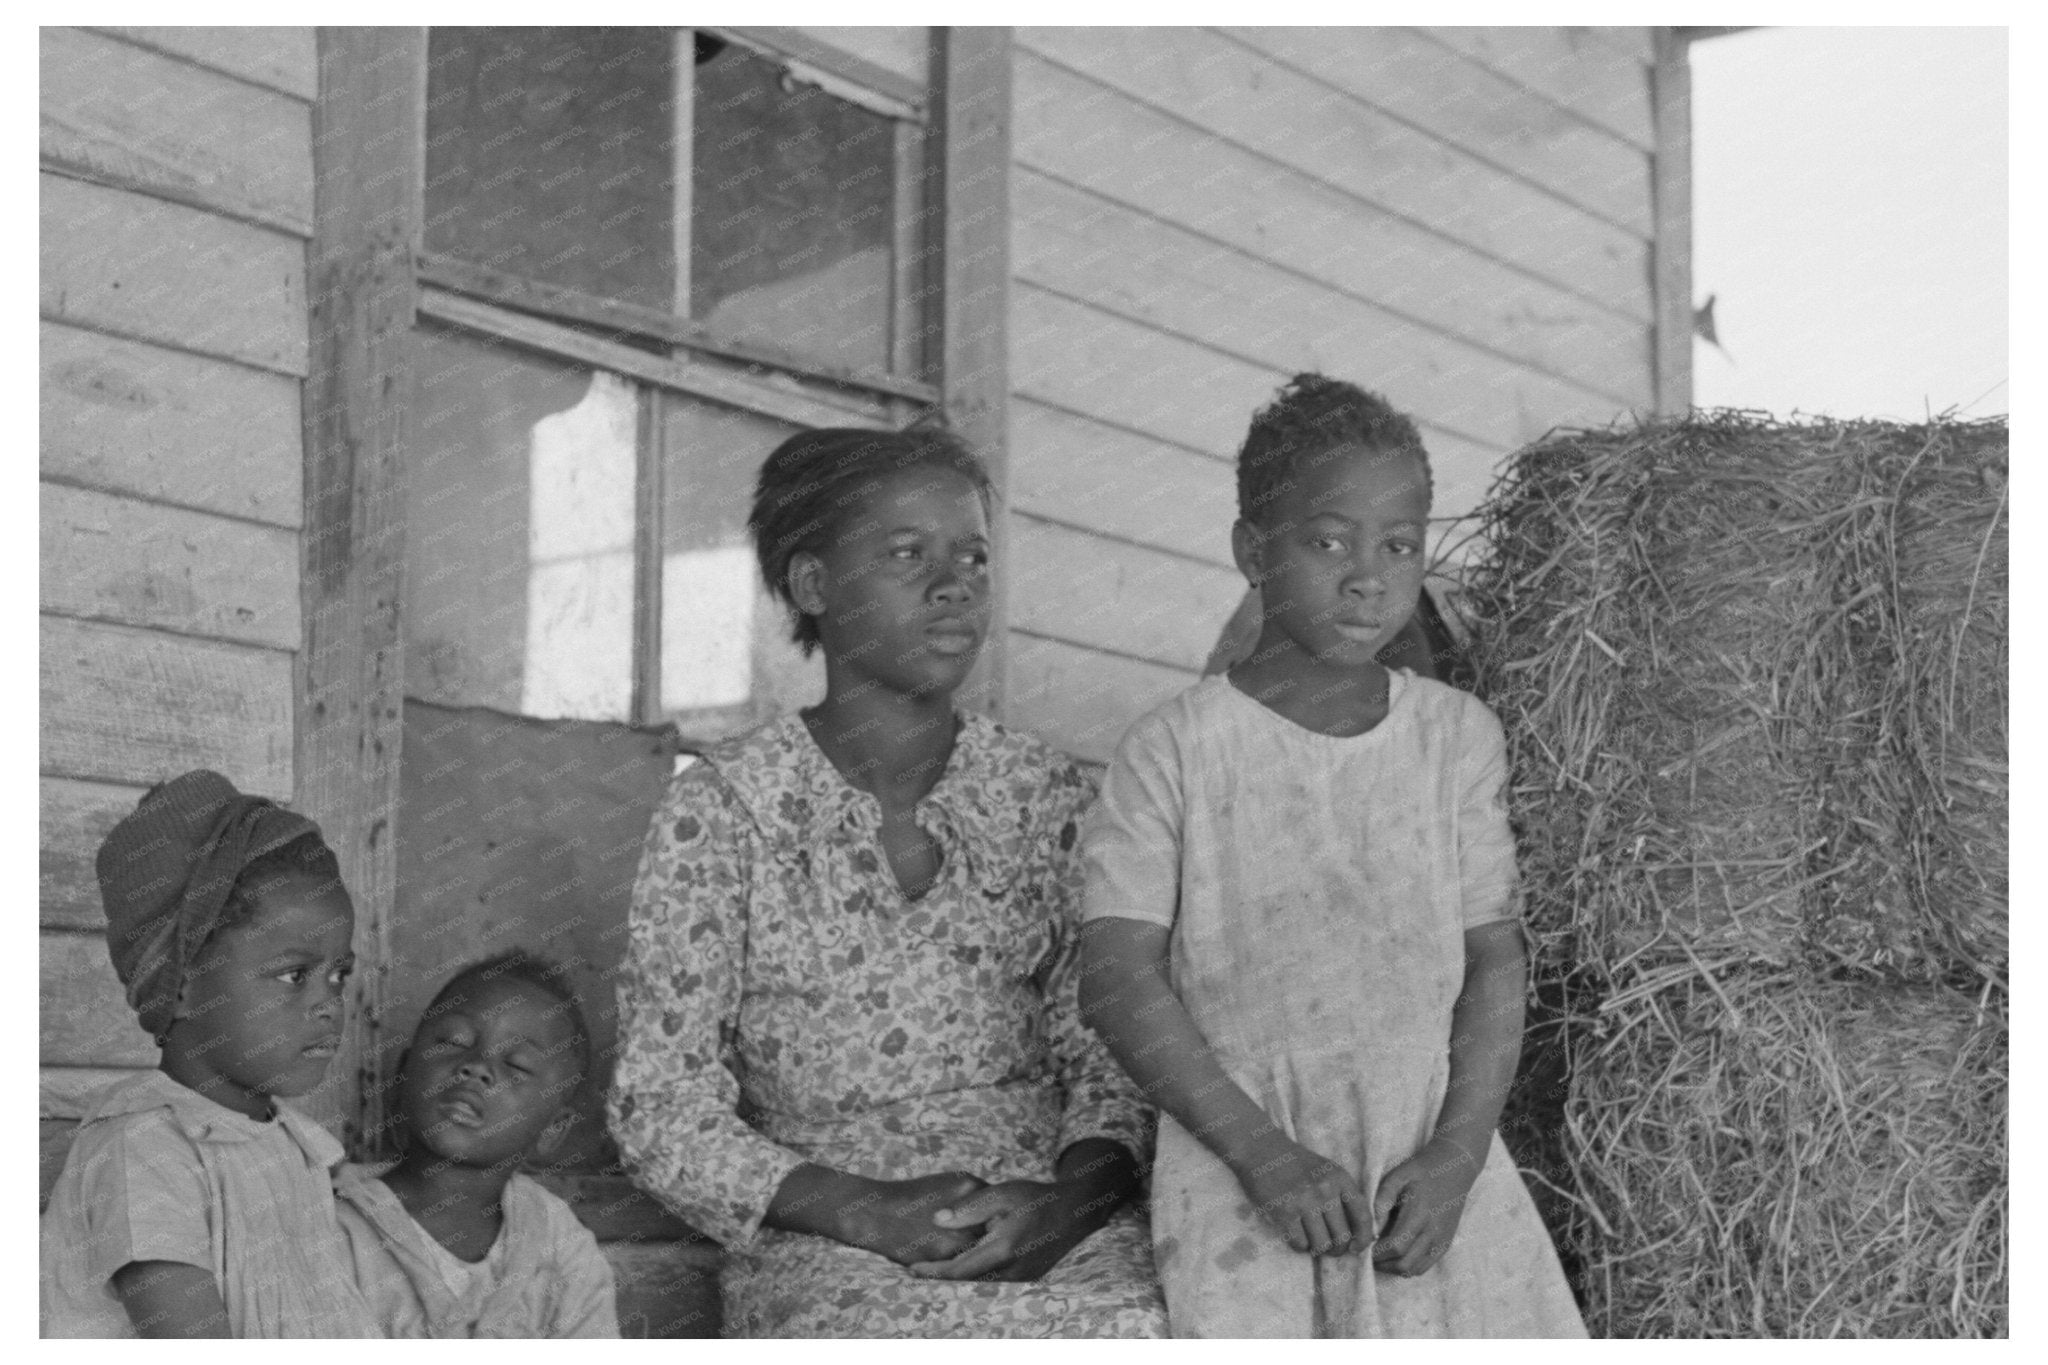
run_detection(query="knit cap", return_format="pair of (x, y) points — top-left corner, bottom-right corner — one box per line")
(95, 770), (326, 1039)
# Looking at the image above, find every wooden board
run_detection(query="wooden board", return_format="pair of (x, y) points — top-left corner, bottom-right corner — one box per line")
(1012, 171), (1645, 441)
(41, 26), (314, 236)
(532, 1173), (710, 1244)
(1010, 50), (1656, 388)
(603, 1240), (723, 1338)
(1009, 517), (1244, 674)
(299, 25), (424, 1150)
(1422, 26), (1655, 151)
(1218, 26), (1651, 234)
(1006, 631), (1201, 763)
(1009, 399), (1238, 569)
(42, 483), (302, 650)
(40, 173), (309, 378)
(1016, 27), (1650, 315)
(40, 322), (304, 528)
(1010, 283), (1506, 498)
(41, 777), (149, 931)
(933, 28), (1016, 716)
(93, 25), (319, 101)
(1652, 30), (1694, 415)
(40, 615), (295, 797)
(1586, 25), (1656, 64)
(41, 930), (156, 1068)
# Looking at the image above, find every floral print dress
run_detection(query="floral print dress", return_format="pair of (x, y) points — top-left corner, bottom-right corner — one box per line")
(608, 712), (1168, 1338)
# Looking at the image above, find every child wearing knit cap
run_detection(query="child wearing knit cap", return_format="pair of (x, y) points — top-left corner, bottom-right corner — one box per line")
(40, 770), (381, 1337)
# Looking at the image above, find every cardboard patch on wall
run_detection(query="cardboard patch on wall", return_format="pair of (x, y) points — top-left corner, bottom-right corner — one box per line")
(391, 699), (683, 1170)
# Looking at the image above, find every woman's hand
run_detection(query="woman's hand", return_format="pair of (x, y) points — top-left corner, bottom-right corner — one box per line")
(1370, 1136), (1481, 1277)
(838, 1171), (991, 1266)
(1229, 1131), (1376, 1257)
(906, 1138), (1138, 1281)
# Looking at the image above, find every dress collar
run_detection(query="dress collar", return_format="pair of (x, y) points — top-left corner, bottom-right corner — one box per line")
(705, 709), (1034, 894)
(79, 1068), (343, 1161)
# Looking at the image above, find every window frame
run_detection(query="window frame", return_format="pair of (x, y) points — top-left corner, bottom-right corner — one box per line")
(416, 26), (942, 408)
(304, 24), (1014, 1155)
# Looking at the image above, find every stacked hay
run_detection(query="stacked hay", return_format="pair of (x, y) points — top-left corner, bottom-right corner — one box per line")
(1469, 412), (2006, 1337)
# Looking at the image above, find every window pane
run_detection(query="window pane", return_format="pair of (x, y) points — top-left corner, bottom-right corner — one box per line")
(425, 28), (676, 313)
(407, 326), (639, 723)
(691, 41), (913, 374)
(660, 398), (824, 733)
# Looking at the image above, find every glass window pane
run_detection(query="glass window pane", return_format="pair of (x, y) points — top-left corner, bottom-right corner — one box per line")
(660, 398), (824, 734)
(407, 326), (639, 723)
(691, 41), (913, 375)
(425, 28), (677, 313)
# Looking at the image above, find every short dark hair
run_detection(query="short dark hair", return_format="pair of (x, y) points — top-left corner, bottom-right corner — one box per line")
(425, 949), (593, 1087)
(748, 424), (995, 655)
(1237, 373), (1432, 525)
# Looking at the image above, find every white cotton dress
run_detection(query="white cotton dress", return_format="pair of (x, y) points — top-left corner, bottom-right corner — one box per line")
(1081, 670), (1586, 1338)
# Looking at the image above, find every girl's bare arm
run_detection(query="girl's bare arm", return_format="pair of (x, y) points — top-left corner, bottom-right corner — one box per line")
(1079, 918), (1373, 1255)
(111, 1260), (230, 1338)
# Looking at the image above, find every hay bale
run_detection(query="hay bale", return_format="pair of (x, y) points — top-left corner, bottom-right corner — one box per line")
(1565, 967), (2005, 1338)
(1472, 411), (2007, 984)
(1470, 412), (2008, 1336)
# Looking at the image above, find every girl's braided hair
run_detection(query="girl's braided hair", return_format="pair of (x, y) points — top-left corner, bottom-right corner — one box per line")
(748, 422), (995, 655)
(1236, 373), (1432, 524)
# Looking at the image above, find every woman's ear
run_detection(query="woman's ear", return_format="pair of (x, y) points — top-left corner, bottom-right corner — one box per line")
(1230, 519), (1264, 587)
(787, 551), (828, 617)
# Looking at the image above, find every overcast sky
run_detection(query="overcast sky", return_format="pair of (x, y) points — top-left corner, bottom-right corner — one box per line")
(1689, 26), (2008, 421)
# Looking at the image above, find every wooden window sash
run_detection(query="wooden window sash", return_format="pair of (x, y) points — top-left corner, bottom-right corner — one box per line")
(632, 389), (666, 727)
(415, 252), (941, 406)
(891, 116), (930, 383)
(416, 284), (905, 432)
(713, 26), (926, 120)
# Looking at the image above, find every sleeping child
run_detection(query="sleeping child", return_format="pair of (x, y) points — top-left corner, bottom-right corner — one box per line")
(332, 950), (619, 1337)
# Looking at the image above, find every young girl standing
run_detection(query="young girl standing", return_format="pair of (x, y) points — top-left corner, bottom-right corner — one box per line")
(41, 770), (380, 1337)
(1079, 376), (1584, 1338)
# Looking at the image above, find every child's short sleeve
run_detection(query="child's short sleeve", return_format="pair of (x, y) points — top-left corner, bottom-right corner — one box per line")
(537, 1191), (620, 1339)
(1455, 697), (1521, 929)
(73, 1111), (214, 1283)
(1081, 711), (1186, 929)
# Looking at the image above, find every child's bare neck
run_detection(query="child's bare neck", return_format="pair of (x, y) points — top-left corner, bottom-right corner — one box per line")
(1228, 655), (1391, 738)
(156, 1048), (273, 1121)
(381, 1150), (516, 1262)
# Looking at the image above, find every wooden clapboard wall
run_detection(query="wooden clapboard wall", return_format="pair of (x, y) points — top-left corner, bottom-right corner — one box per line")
(39, 25), (319, 1201)
(1003, 26), (1664, 759)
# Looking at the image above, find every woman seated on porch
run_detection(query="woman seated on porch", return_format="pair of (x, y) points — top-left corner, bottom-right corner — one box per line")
(607, 426), (1167, 1338)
